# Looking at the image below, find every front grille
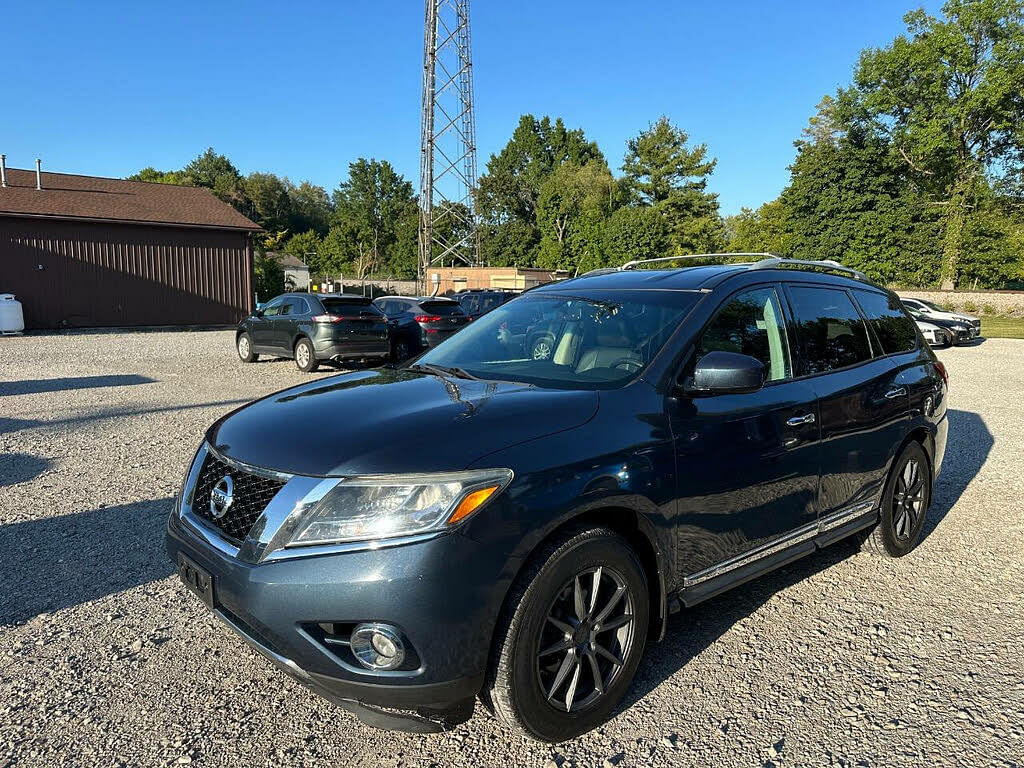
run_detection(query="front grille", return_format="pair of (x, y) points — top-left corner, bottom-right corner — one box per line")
(190, 451), (286, 543)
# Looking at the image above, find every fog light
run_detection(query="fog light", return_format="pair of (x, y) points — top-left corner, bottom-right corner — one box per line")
(350, 623), (405, 671)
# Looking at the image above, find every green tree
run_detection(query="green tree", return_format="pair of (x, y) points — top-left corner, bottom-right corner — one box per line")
(329, 159), (417, 280)
(622, 117), (724, 253)
(536, 161), (621, 270)
(254, 252), (284, 303)
(477, 115), (605, 265)
(244, 172), (293, 234)
(854, 0), (1024, 287)
(601, 206), (669, 265)
(288, 181), (333, 236)
(127, 167), (187, 185)
(183, 148), (248, 210)
(724, 201), (792, 255)
(284, 230), (324, 271)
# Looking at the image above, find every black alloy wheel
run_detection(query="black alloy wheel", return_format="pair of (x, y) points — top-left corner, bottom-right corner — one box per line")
(484, 527), (649, 742)
(862, 441), (930, 557)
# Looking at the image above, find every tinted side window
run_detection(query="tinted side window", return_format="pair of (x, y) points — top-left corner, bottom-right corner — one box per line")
(262, 297), (284, 317)
(788, 286), (872, 375)
(854, 290), (918, 354)
(698, 287), (792, 382)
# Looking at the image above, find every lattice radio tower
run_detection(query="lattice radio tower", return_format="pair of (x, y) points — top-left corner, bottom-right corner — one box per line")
(418, 0), (481, 287)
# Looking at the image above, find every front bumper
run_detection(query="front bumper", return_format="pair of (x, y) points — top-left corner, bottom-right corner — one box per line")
(166, 504), (515, 731)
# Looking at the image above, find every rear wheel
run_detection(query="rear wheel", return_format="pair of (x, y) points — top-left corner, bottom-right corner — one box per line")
(294, 338), (319, 372)
(862, 441), (930, 557)
(484, 527), (649, 742)
(237, 333), (258, 363)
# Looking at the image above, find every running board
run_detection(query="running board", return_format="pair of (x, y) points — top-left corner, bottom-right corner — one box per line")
(674, 504), (878, 609)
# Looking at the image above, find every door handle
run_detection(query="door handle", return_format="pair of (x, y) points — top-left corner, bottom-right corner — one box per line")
(786, 413), (816, 427)
(885, 387), (907, 399)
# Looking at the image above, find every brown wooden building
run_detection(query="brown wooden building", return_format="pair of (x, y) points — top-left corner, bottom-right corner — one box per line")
(0, 165), (260, 330)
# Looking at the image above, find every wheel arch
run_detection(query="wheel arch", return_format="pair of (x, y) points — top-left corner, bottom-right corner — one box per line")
(492, 505), (669, 655)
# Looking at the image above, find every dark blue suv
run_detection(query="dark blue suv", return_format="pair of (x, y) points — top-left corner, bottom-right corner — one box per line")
(167, 256), (948, 742)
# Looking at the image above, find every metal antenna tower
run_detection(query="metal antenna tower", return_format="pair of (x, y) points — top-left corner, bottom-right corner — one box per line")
(419, 0), (480, 286)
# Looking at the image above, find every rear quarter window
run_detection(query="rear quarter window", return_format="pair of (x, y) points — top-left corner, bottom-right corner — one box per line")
(853, 290), (919, 354)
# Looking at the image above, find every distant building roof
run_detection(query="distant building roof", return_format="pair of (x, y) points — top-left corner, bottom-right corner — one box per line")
(270, 251), (310, 269)
(0, 167), (261, 231)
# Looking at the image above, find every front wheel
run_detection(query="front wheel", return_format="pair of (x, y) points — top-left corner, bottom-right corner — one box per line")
(237, 333), (258, 363)
(862, 441), (931, 557)
(484, 527), (649, 742)
(294, 338), (319, 372)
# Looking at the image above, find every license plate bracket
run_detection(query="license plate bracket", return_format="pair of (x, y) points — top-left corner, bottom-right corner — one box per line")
(177, 552), (215, 611)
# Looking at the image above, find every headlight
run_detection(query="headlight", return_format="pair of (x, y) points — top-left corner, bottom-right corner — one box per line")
(284, 468), (513, 546)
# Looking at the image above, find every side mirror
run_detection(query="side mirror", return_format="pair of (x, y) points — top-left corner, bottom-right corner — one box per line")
(253, 308), (264, 318)
(682, 351), (766, 396)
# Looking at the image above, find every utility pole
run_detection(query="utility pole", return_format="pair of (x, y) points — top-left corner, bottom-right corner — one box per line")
(418, 0), (481, 292)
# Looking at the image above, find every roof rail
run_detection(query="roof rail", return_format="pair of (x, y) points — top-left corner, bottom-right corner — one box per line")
(749, 256), (869, 281)
(619, 253), (777, 271)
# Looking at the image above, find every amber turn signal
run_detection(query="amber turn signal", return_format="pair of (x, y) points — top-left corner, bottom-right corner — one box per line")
(448, 485), (500, 524)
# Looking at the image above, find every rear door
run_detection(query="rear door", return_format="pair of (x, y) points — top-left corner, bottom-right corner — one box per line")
(273, 298), (307, 351)
(784, 284), (908, 526)
(672, 285), (821, 576)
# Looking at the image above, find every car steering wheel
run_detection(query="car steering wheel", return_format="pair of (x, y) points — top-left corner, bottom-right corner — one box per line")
(610, 358), (643, 373)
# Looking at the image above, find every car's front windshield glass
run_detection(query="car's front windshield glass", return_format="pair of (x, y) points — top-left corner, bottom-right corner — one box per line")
(414, 290), (699, 389)
(921, 299), (945, 312)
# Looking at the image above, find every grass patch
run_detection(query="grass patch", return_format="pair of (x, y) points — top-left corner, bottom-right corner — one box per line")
(981, 316), (1024, 339)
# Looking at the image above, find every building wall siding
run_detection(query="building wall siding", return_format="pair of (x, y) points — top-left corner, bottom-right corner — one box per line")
(0, 217), (253, 329)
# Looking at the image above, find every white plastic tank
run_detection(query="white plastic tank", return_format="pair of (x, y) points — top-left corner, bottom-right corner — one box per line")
(0, 294), (25, 334)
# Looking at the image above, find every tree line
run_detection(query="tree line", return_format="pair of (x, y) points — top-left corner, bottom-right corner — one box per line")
(130, 0), (1024, 291)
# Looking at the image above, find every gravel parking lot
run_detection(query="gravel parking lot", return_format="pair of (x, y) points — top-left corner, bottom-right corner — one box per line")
(2, 330), (1022, 767)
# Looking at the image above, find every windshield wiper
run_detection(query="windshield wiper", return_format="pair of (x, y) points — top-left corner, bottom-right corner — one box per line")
(407, 363), (483, 381)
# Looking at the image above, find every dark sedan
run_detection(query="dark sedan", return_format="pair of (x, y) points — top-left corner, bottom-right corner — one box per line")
(373, 296), (470, 358)
(236, 293), (390, 372)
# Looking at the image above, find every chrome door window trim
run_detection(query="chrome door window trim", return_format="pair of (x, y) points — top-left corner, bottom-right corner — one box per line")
(683, 500), (878, 587)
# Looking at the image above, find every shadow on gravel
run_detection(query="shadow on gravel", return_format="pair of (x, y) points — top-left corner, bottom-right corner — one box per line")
(621, 408), (991, 713)
(0, 398), (252, 434)
(622, 537), (861, 712)
(0, 497), (176, 625)
(0, 452), (53, 486)
(923, 408), (992, 543)
(0, 374), (155, 397)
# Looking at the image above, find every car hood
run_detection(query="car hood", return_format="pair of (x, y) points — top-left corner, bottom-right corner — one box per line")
(207, 369), (599, 476)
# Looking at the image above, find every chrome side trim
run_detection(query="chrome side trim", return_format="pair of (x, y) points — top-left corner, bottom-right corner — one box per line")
(818, 500), (876, 533)
(683, 521), (818, 587)
(682, 500), (879, 588)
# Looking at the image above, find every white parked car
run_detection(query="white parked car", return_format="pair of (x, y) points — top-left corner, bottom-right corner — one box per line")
(901, 297), (982, 340)
(914, 318), (952, 348)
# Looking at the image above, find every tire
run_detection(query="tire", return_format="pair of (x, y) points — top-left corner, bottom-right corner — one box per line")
(531, 336), (554, 361)
(294, 338), (319, 372)
(862, 441), (930, 557)
(237, 333), (258, 363)
(392, 340), (411, 363)
(483, 527), (649, 742)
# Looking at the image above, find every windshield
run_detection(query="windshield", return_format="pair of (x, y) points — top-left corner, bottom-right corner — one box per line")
(419, 301), (464, 316)
(414, 291), (699, 388)
(920, 299), (945, 312)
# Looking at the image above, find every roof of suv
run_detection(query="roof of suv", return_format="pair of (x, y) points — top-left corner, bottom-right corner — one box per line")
(533, 259), (882, 294)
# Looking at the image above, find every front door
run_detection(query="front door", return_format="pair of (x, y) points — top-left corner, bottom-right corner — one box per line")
(670, 286), (821, 578)
(250, 296), (284, 350)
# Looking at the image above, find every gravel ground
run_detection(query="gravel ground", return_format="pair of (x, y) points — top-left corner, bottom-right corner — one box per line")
(1, 331), (1022, 768)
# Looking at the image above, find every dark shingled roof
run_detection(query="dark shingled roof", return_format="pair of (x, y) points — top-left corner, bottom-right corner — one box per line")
(0, 167), (261, 231)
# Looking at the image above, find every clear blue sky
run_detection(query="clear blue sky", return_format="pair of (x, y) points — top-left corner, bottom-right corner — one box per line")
(4, 0), (942, 215)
